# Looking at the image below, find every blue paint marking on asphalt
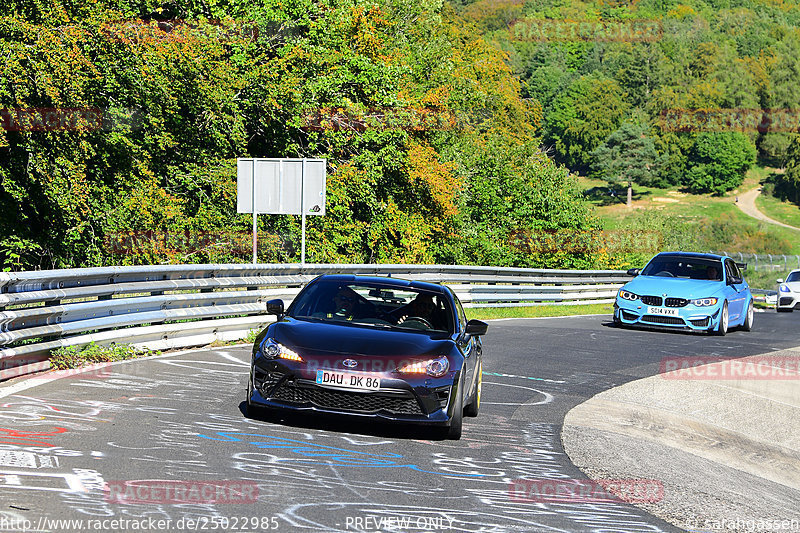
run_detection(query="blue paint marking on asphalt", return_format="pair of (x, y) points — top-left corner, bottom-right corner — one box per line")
(197, 432), (486, 477)
(483, 371), (565, 384)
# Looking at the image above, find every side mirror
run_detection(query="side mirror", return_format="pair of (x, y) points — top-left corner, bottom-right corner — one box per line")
(736, 262), (747, 271)
(777, 278), (784, 284)
(626, 268), (640, 276)
(728, 277), (743, 285)
(266, 299), (284, 316)
(465, 319), (488, 336)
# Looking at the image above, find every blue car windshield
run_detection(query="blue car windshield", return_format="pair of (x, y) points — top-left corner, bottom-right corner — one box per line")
(288, 280), (455, 333)
(641, 257), (723, 281)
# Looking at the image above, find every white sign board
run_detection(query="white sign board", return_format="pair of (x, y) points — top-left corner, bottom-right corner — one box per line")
(237, 158), (326, 215)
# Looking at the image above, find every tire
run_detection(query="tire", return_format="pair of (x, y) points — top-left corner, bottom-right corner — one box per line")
(741, 300), (754, 331)
(444, 373), (464, 440)
(714, 301), (729, 336)
(464, 362), (482, 418)
(245, 377), (266, 418)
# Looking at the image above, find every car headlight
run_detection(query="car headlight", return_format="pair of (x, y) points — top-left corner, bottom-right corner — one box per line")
(618, 290), (638, 301)
(780, 285), (791, 293)
(691, 297), (718, 307)
(260, 338), (303, 362)
(398, 356), (450, 378)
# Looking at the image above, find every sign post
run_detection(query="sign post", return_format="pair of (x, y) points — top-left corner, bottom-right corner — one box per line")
(237, 158), (326, 265)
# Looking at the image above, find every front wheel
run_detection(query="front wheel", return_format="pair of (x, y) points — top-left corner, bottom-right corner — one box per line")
(442, 373), (464, 440)
(464, 362), (482, 417)
(741, 300), (754, 331)
(714, 301), (729, 336)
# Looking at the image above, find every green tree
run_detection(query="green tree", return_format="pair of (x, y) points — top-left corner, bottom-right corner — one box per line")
(545, 74), (629, 172)
(778, 136), (800, 204)
(591, 122), (664, 206)
(684, 132), (756, 195)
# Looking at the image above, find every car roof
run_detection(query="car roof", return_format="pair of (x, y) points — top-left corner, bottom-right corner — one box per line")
(654, 251), (726, 261)
(314, 274), (448, 294)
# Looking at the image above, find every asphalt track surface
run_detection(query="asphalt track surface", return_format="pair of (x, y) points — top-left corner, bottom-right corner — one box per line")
(0, 312), (798, 533)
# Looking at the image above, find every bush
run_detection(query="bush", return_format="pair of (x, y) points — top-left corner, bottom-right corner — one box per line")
(50, 342), (158, 370)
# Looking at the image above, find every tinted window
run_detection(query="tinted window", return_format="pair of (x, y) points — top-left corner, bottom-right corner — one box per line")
(641, 257), (723, 280)
(288, 279), (454, 333)
(725, 259), (740, 282)
(787, 272), (800, 282)
(454, 293), (467, 332)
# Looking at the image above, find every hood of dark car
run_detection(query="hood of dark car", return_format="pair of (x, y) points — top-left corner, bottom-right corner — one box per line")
(267, 318), (453, 359)
(623, 276), (725, 299)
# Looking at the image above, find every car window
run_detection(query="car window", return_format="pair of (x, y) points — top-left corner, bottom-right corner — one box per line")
(725, 259), (740, 282)
(454, 293), (467, 333)
(786, 272), (800, 283)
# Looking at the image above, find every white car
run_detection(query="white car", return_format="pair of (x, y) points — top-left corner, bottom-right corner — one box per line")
(776, 270), (800, 312)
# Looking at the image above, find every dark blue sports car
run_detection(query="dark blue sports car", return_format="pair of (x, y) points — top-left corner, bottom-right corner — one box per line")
(246, 274), (487, 439)
(614, 251), (754, 335)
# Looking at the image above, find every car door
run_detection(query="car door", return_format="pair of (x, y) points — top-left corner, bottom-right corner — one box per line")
(724, 259), (747, 321)
(453, 294), (476, 395)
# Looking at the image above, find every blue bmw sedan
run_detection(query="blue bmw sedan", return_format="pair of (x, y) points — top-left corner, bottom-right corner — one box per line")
(613, 252), (754, 335)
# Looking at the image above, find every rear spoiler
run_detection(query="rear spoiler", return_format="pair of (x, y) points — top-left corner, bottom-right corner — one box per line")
(736, 262), (747, 271)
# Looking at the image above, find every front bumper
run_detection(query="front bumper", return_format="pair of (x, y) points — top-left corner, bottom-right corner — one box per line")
(248, 359), (458, 426)
(614, 298), (721, 332)
(777, 292), (800, 310)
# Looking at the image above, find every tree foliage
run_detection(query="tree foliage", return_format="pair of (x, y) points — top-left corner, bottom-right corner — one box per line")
(684, 132), (756, 195)
(464, 0), (799, 190)
(0, 0), (595, 269)
(591, 122), (664, 189)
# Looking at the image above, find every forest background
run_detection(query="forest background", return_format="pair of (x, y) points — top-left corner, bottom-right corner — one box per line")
(2, 0), (800, 271)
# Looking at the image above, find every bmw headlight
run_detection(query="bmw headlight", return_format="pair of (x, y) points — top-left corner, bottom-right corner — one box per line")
(398, 356), (450, 378)
(260, 338), (303, 362)
(618, 290), (638, 301)
(780, 285), (791, 293)
(691, 297), (718, 307)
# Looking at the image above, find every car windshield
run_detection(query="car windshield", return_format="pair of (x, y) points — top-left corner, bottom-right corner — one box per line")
(641, 257), (723, 281)
(287, 280), (454, 333)
(787, 272), (800, 283)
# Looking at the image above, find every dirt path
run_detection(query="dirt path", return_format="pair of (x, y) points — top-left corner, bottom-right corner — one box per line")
(736, 188), (800, 232)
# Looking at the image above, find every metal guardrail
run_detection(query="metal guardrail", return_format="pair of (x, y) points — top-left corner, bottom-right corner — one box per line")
(711, 251), (800, 272)
(0, 264), (628, 381)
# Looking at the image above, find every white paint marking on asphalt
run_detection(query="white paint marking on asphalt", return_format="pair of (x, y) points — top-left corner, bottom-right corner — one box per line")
(485, 314), (606, 322)
(215, 351), (250, 366)
(480, 381), (554, 406)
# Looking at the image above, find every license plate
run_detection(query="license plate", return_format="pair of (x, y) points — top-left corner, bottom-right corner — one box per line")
(316, 370), (380, 391)
(647, 306), (679, 316)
